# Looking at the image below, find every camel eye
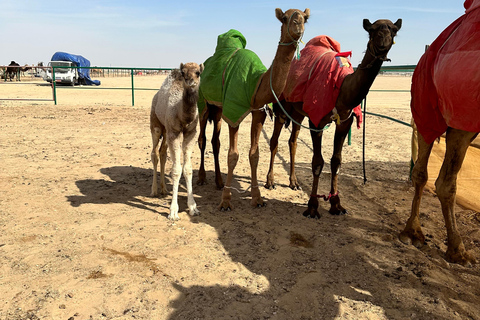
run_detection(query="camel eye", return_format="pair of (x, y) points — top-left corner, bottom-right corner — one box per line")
(196, 71), (200, 76)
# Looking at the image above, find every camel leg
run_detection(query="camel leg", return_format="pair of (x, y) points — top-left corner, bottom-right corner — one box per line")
(211, 106), (224, 189)
(219, 125), (239, 211)
(436, 129), (477, 265)
(159, 138), (168, 195)
(328, 117), (354, 215)
(303, 119), (325, 219)
(197, 108), (209, 186)
(183, 128), (200, 216)
(166, 131), (182, 220)
(288, 110), (305, 190)
(250, 110), (267, 207)
(150, 113), (163, 197)
(399, 133), (434, 247)
(265, 105), (285, 189)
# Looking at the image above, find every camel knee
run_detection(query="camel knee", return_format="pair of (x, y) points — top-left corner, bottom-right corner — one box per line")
(435, 178), (456, 203)
(183, 163), (193, 176)
(411, 165), (428, 187)
(331, 155), (342, 174)
(228, 151), (239, 168)
(311, 157), (324, 176)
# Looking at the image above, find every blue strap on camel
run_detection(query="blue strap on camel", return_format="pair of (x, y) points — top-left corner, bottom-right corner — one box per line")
(198, 29), (267, 127)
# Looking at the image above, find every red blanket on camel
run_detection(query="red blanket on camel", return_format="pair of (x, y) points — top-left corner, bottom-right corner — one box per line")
(411, 0), (480, 144)
(282, 35), (362, 128)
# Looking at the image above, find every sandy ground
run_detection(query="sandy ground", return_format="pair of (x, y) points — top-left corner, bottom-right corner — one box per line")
(0, 74), (479, 320)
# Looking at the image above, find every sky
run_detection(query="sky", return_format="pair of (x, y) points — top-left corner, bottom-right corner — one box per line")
(0, 0), (466, 69)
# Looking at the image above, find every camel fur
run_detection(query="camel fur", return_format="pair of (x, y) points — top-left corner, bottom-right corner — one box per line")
(197, 8), (310, 211)
(265, 18), (402, 218)
(150, 62), (204, 220)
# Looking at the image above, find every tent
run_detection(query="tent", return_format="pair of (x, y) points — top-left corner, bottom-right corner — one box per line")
(411, 124), (480, 212)
(51, 52), (100, 85)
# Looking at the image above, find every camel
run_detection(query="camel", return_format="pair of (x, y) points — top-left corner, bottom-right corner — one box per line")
(399, 0), (480, 265)
(196, 8), (310, 210)
(150, 62), (204, 220)
(265, 19), (402, 218)
(5, 61), (31, 81)
(5, 61), (19, 81)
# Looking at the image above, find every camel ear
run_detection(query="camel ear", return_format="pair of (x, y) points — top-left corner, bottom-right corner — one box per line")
(199, 63), (204, 74)
(304, 8), (310, 21)
(363, 19), (372, 32)
(275, 8), (286, 23)
(179, 63), (184, 71)
(394, 19), (402, 31)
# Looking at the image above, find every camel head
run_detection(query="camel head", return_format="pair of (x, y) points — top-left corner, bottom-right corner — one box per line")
(179, 62), (204, 88)
(275, 8), (310, 43)
(363, 19), (402, 60)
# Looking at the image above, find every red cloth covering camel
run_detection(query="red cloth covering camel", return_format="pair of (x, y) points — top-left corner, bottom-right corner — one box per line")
(411, 0), (480, 144)
(283, 35), (362, 129)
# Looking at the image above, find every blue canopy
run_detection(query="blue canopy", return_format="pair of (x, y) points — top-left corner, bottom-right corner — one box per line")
(51, 52), (101, 85)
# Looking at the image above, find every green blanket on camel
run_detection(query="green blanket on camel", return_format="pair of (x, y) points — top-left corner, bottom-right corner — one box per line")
(198, 29), (267, 127)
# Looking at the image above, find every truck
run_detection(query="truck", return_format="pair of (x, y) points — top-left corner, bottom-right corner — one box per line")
(43, 60), (78, 85)
(43, 52), (100, 86)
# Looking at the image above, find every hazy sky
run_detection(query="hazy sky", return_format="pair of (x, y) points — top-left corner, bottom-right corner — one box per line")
(1, 0), (466, 68)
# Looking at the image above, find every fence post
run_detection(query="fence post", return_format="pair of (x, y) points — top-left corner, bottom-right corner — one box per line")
(52, 66), (57, 105)
(130, 69), (135, 106)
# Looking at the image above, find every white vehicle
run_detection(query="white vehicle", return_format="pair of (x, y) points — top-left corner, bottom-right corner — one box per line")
(43, 61), (78, 85)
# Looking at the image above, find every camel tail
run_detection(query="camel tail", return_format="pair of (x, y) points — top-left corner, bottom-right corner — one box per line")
(272, 102), (291, 128)
(207, 104), (221, 124)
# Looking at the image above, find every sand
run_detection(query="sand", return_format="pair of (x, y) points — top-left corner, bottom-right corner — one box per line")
(0, 74), (479, 320)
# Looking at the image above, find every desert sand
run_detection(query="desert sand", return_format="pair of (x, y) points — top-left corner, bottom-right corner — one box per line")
(0, 74), (479, 320)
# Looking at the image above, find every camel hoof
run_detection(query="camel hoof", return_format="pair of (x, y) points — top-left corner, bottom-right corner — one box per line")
(256, 202), (267, 208)
(329, 208), (348, 216)
(196, 180), (207, 186)
(446, 248), (477, 266)
(289, 185), (302, 191)
(264, 183), (276, 190)
(168, 213), (180, 221)
(189, 206), (200, 216)
(399, 229), (425, 248)
(303, 209), (321, 219)
(220, 207), (231, 212)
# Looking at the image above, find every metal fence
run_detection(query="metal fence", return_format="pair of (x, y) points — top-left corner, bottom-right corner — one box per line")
(0, 65), (55, 102)
(51, 66), (171, 106)
(1, 65), (415, 106)
(1, 66), (171, 105)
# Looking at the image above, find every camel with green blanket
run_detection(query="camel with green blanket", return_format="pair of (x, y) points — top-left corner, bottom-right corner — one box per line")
(197, 8), (310, 210)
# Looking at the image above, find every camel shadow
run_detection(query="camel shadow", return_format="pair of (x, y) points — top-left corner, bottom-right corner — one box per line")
(166, 160), (480, 319)
(66, 165), (253, 217)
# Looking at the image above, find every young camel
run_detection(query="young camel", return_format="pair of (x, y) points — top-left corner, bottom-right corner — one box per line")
(400, 0), (479, 266)
(197, 8), (310, 210)
(265, 19), (402, 218)
(150, 62), (204, 220)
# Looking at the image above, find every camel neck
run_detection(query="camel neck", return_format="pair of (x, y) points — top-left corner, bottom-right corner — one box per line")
(182, 86), (199, 123)
(339, 43), (387, 108)
(269, 42), (297, 90)
(252, 41), (298, 108)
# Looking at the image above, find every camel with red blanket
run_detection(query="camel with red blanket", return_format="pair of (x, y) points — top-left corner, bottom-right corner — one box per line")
(400, 0), (480, 266)
(265, 19), (401, 218)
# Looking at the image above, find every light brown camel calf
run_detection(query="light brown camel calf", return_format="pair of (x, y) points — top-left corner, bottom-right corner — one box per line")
(150, 62), (204, 220)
